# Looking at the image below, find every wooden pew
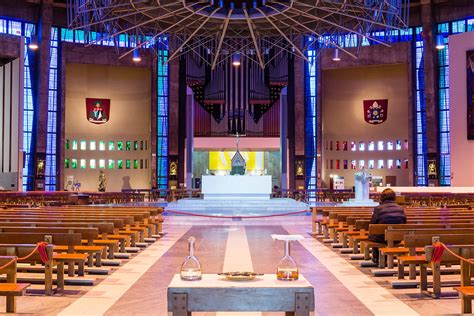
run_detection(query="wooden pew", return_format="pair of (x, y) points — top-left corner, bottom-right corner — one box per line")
(0, 232), (86, 279)
(349, 217), (474, 255)
(451, 245), (474, 313)
(399, 234), (474, 298)
(0, 213), (149, 242)
(0, 227), (102, 267)
(316, 207), (473, 239)
(6, 209), (155, 243)
(380, 226), (474, 268)
(0, 256), (30, 313)
(0, 218), (124, 258)
(0, 243), (59, 295)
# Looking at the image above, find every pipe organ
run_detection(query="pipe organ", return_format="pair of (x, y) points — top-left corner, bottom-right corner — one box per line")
(186, 49), (288, 135)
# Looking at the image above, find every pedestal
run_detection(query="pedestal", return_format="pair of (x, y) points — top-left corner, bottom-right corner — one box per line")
(341, 198), (379, 207)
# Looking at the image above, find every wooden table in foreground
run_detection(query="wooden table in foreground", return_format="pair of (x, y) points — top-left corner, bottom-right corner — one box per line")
(167, 274), (315, 316)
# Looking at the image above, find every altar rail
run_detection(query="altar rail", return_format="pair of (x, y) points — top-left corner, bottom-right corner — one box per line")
(122, 188), (474, 207)
(0, 189), (472, 207)
(0, 191), (145, 206)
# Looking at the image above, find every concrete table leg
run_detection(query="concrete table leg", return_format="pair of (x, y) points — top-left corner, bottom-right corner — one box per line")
(294, 292), (311, 316)
(171, 293), (191, 316)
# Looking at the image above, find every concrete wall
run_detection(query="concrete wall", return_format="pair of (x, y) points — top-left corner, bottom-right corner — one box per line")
(64, 63), (152, 191)
(321, 64), (410, 188)
(449, 31), (474, 186)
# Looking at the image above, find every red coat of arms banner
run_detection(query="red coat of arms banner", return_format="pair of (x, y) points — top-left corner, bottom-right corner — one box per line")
(86, 98), (110, 124)
(363, 99), (388, 125)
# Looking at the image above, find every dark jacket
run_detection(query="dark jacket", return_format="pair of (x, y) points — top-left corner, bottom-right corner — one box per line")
(370, 200), (406, 225)
(368, 200), (406, 243)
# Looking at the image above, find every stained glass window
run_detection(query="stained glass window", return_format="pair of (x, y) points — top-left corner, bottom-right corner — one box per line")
(45, 27), (59, 190)
(305, 38), (318, 201)
(156, 41), (169, 190)
(414, 27), (428, 185)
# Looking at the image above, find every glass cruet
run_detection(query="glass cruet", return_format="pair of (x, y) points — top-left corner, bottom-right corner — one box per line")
(276, 239), (299, 281)
(180, 237), (202, 281)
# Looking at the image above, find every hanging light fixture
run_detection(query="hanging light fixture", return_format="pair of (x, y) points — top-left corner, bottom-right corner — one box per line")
(332, 48), (341, 61)
(232, 52), (241, 66)
(436, 34), (445, 50)
(133, 49), (141, 62)
(28, 35), (38, 50)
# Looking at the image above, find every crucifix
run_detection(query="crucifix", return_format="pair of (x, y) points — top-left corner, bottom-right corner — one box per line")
(235, 132), (240, 152)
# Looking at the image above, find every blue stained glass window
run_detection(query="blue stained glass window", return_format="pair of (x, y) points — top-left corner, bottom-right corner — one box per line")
(45, 27), (59, 190)
(414, 27), (428, 186)
(156, 44), (169, 190)
(436, 18), (471, 186)
(305, 39), (318, 202)
(437, 23), (450, 186)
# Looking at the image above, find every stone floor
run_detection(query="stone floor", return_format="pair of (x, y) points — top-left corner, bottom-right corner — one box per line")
(3, 216), (465, 315)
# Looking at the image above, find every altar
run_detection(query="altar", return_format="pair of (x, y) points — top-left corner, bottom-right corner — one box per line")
(201, 175), (272, 200)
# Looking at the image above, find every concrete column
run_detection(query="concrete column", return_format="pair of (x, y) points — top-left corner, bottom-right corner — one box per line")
(294, 39), (306, 190)
(150, 56), (158, 188)
(421, 0), (439, 186)
(34, 0), (52, 190)
(168, 55), (180, 188)
(316, 54), (323, 188)
(185, 89), (194, 190)
(280, 87), (288, 191)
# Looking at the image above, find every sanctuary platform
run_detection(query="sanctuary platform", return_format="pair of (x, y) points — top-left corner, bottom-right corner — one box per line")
(165, 198), (308, 216)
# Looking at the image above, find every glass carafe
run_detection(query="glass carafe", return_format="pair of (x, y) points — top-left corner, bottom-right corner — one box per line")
(276, 240), (299, 281)
(180, 237), (202, 281)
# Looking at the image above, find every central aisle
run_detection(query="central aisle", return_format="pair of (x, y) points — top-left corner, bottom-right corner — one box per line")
(102, 224), (375, 315)
(55, 219), (460, 315)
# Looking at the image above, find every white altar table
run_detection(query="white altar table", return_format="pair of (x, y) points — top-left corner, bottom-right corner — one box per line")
(201, 175), (272, 200)
(167, 273), (314, 315)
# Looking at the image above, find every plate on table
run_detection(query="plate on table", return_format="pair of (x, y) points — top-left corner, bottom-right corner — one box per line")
(218, 272), (264, 281)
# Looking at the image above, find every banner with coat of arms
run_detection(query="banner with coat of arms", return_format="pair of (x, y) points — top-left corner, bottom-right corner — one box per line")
(363, 99), (388, 125)
(86, 98), (110, 124)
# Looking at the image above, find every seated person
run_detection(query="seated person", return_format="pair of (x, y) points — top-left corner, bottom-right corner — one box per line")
(368, 188), (406, 263)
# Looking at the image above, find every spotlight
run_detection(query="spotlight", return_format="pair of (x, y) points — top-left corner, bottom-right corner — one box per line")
(436, 34), (445, 50)
(232, 52), (241, 66)
(133, 50), (141, 62)
(28, 35), (38, 50)
(332, 48), (341, 61)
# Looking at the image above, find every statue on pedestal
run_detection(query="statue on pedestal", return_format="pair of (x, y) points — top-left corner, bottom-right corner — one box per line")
(341, 168), (378, 206)
(98, 171), (107, 192)
(354, 168), (371, 201)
